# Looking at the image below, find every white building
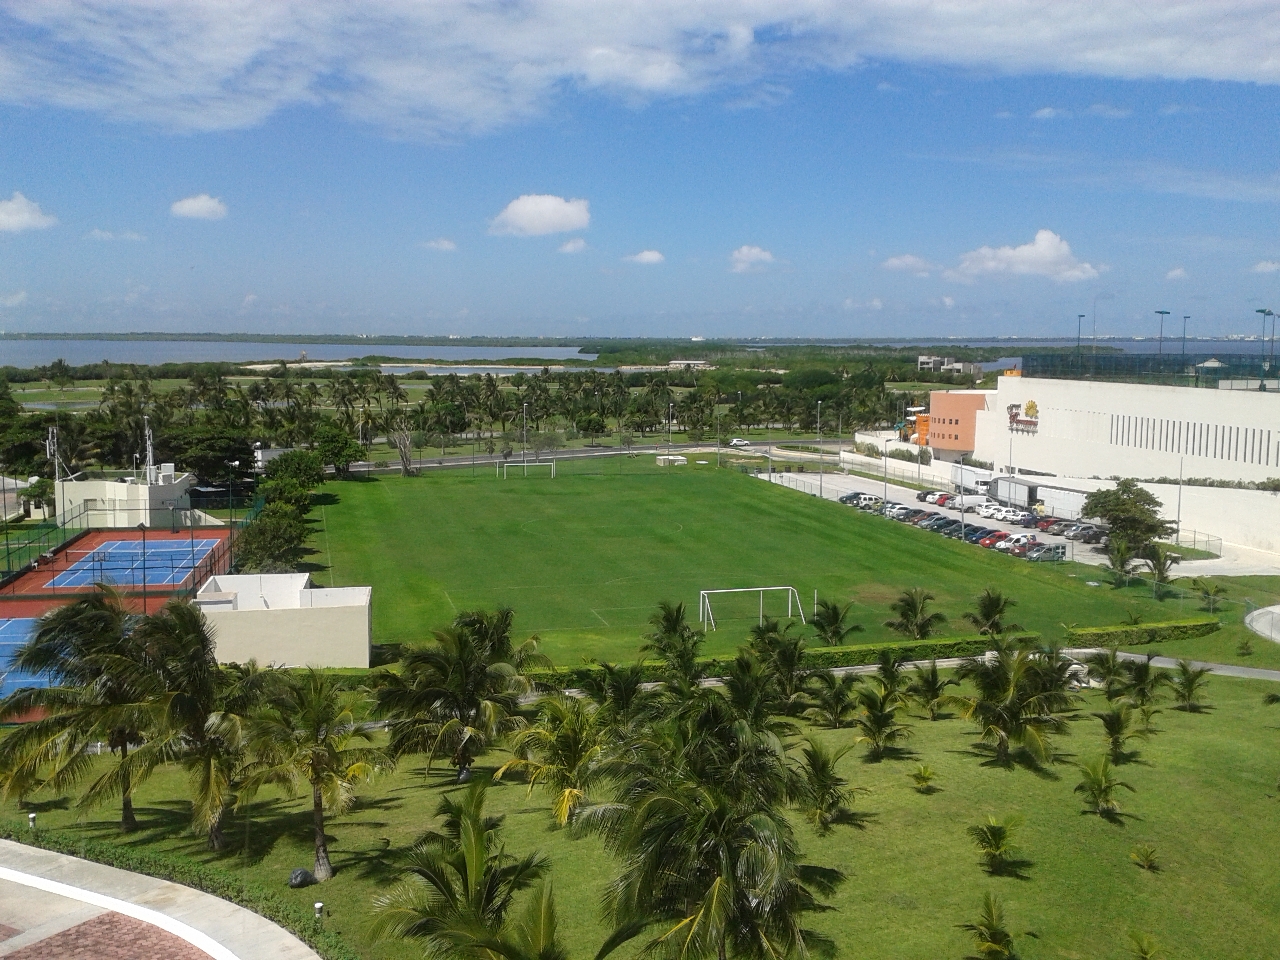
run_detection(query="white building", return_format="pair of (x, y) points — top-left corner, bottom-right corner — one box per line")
(974, 376), (1280, 484)
(194, 573), (372, 669)
(55, 466), (198, 528)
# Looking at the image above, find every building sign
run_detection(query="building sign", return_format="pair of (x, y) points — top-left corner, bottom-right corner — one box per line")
(1007, 401), (1039, 432)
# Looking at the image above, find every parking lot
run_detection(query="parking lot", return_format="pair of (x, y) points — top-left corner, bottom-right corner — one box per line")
(759, 468), (1111, 567)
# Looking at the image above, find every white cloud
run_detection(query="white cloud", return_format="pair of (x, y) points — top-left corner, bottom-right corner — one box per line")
(1087, 103), (1131, 118)
(423, 238), (456, 251)
(558, 237), (586, 253)
(490, 194), (589, 236)
(241, 293), (258, 308)
(942, 295), (955, 308)
(171, 193), (227, 219)
(869, 297), (883, 310)
(945, 229), (1098, 283)
(0, 192), (56, 232)
(86, 228), (144, 241)
(1252, 260), (1280, 273)
(3, 5), (1279, 138)
(881, 253), (934, 276)
(1032, 106), (1066, 119)
(0, 290), (28, 308)
(624, 249), (664, 264)
(1166, 266), (1186, 280)
(730, 245), (774, 273)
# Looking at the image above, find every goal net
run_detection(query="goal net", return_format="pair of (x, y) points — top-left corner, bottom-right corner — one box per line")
(501, 460), (556, 478)
(698, 586), (805, 632)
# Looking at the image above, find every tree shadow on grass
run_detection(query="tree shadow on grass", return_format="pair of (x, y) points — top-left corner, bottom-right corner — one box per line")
(1082, 809), (1141, 828)
(860, 746), (918, 764)
(948, 745), (1064, 781)
(311, 491), (340, 507)
(17, 796), (71, 813)
(981, 857), (1036, 881)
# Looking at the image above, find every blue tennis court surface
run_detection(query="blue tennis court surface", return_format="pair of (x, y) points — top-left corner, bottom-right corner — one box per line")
(0, 618), (45, 697)
(45, 538), (222, 589)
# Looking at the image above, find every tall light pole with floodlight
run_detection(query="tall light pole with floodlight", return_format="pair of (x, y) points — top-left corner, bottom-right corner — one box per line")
(1155, 310), (1170, 356)
(816, 400), (822, 499)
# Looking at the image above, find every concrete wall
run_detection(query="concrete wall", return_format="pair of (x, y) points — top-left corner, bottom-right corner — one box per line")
(973, 377), (1280, 483)
(57, 474), (194, 528)
(927, 390), (993, 455)
(204, 601), (371, 668)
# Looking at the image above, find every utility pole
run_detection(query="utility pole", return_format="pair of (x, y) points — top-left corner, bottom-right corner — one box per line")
(1182, 315), (1189, 359)
(1076, 314), (1085, 362)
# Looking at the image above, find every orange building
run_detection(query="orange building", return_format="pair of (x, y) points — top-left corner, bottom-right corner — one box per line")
(926, 390), (993, 461)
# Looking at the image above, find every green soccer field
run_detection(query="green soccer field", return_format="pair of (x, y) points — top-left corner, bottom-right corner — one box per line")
(314, 460), (1258, 665)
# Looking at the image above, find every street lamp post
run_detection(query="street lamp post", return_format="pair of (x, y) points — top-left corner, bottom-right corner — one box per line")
(816, 400), (823, 499)
(1155, 310), (1170, 356)
(137, 522), (148, 614)
(522, 403), (528, 467)
(881, 437), (887, 507)
(1182, 315), (1189, 359)
(1257, 309), (1274, 375)
(224, 460), (239, 570)
(668, 402), (674, 458)
(1076, 313), (1085, 362)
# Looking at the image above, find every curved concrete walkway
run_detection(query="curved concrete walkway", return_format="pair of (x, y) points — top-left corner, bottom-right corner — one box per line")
(0, 839), (319, 960)
(1245, 605), (1280, 644)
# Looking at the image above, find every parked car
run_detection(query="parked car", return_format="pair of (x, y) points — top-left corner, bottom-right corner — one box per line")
(1027, 543), (1068, 562)
(837, 492), (861, 505)
(1008, 541), (1033, 558)
(728, 438), (751, 447)
(932, 519), (961, 534)
(1016, 512), (1038, 527)
(899, 508), (928, 523)
(997, 533), (1038, 552)
(1081, 527), (1110, 545)
(1046, 520), (1074, 535)
(1036, 516), (1062, 531)
(977, 502), (1003, 519)
(912, 511), (941, 525)
(1063, 523), (1096, 540)
(995, 506), (1023, 522)
(858, 496), (883, 511)
(923, 491), (947, 503)
(963, 526), (995, 543)
(979, 531), (1011, 548)
(933, 494), (953, 507)
(921, 515), (952, 531)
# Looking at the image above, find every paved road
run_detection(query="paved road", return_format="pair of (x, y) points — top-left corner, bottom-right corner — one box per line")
(0, 840), (319, 960)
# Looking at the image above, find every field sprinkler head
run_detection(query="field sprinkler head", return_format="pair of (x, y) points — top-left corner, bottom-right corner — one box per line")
(314, 902), (324, 919)
(28, 812), (36, 830)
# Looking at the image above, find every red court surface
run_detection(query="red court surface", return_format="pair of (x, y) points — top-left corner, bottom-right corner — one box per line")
(0, 528), (231, 613)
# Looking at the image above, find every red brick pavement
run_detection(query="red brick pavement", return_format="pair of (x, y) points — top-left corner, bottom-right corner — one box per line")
(3, 911), (212, 959)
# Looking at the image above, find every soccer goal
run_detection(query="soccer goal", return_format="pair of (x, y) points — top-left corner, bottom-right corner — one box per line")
(699, 586), (806, 631)
(500, 459), (556, 478)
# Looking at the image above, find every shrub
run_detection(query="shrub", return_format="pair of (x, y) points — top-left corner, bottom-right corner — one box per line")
(524, 634), (1038, 689)
(265, 449), (325, 488)
(0, 820), (360, 960)
(1063, 617), (1220, 647)
(234, 502), (309, 572)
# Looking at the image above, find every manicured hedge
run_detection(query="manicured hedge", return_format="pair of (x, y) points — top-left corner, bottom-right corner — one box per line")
(0, 821), (360, 960)
(527, 633), (1040, 688)
(1063, 617), (1220, 646)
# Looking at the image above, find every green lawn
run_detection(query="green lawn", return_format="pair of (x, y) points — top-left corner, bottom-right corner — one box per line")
(7, 679), (1280, 960)
(314, 463), (1255, 664)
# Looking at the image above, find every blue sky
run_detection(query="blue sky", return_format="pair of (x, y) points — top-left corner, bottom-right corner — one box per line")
(1, 2), (1279, 339)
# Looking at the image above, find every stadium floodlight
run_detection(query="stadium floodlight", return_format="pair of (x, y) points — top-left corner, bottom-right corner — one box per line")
(698, 586), (806, 632)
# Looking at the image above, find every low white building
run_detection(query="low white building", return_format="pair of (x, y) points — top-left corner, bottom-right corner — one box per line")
(194, 573), (372, 669)
(56, 465), (197, 528)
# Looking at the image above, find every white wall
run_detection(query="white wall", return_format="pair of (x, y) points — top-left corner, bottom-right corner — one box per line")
(204, 603), (371, 669)
(57, 474), (195, 528)
(974, 377), (1280, 484)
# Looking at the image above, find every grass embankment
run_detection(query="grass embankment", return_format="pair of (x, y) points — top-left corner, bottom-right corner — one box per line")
(314, 463), (1260, 664)
(6, 680), (1280, 959)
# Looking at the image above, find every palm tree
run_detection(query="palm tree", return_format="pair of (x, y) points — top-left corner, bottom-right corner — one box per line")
(82, 600), (279, 850)
(0, 587), (151, 831)
(1128, 932), (1163, 959)
(791, 738), (858, 835)
(1192, 578), (1227, 613)
(950, 643), (1074, 766)
(580, 661), (657, 734)
(810, 599), (862, 646)
(371, 776), (551, 954)
(241, 669), (386, 881)
(1085, 647), (1129, 701)
(1119, 656), (1168, 708)
(873, 649), (909, 702)
(1074, 755), (1135, 818)
(1106, 537), (1137, 588)
(1093, 703), (1145, 763)
(907, 660), (959, 720)
(640, 600), (705, 686)
(1169, 660), (1211, 712)
(957, 893), (1019, 960)
(803, 670), (860, 729)
(852, 680), (912, 761)
(497, 695), (607, 826)
(883, 588), (947, 641)
(375, 610), (544, 781)
(962, 588), (1023, 638)
(748, 623), (811, 717)
(966, 815), (1025, 877)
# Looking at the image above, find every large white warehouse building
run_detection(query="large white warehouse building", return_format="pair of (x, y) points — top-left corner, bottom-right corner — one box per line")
(972, 376), (1280, 483)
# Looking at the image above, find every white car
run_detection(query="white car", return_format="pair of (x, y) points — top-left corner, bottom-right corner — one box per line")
(977, 502), (1003, 519)
(995, 506), (1022, 522)
(923, 491), (946, 503)
(996, 533), (1037, 551)
(728, 438), (751, 447)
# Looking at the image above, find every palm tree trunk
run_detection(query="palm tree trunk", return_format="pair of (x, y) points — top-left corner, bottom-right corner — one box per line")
(120, 740), (138, 832)
(208, 812), (227, 852)
(312, 785), (333, 881)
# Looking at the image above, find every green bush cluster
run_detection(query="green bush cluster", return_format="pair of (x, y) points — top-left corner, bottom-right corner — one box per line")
(1063, 617), (1220, 646)
(0, 819), (359, 960)
(526, 634), (1038, 688)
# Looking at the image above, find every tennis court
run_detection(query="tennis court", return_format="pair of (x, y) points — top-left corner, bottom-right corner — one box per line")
(43, 538), (222, 589)
(0, 618), (43, 697)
